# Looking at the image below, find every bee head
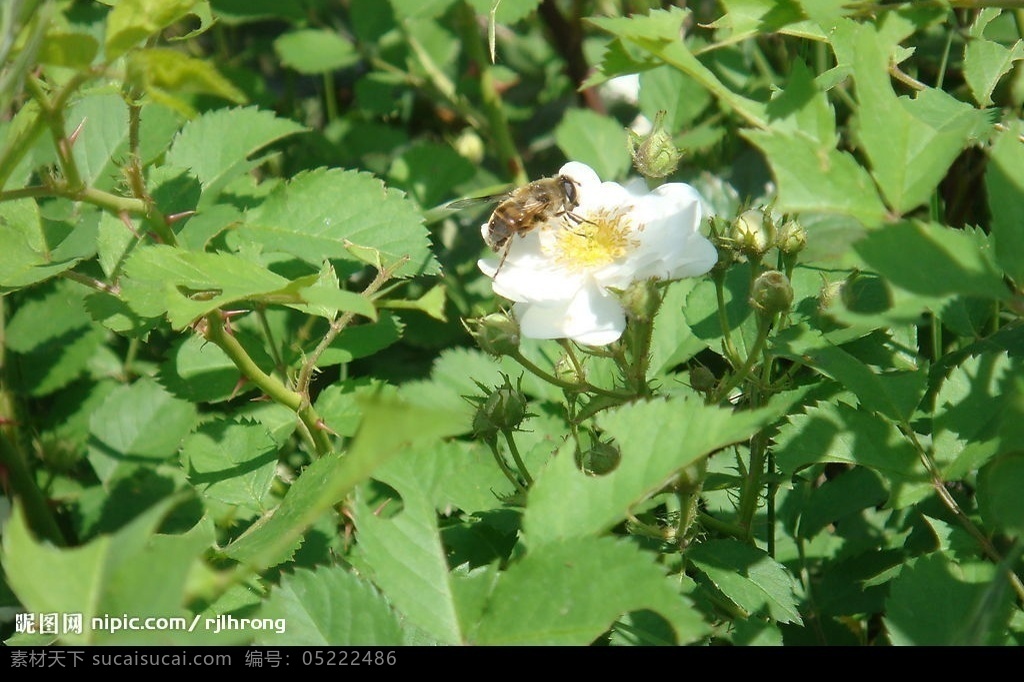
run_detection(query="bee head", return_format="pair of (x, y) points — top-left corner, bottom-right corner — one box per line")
(558, 175), (579, 207)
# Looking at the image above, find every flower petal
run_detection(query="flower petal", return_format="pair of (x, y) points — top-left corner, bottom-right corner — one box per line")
(514, 283), (625, 345)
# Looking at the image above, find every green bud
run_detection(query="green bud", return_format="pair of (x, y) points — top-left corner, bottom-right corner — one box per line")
(470, 374), (530, 438)
(750, 270), (793, 316)
(627, 110), (683, 178)
(818, 276), (842, 313)
(578, 440), (621, 476)
(689, 366), (717, 392)
(453, 129), (485, 164)
(618, 278), (662, 322)
(730, 208), (776, 257)
(777, 218), (807, 255)
(465, 312), (520, 356)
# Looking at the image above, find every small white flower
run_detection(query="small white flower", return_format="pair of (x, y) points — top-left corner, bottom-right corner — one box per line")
(478, 162), (718, 346)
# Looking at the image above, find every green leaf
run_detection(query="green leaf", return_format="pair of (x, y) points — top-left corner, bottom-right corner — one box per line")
(207, 0), (306, 23)
(473, 537), (709, 645)
(978, 452), (1024, 537)
(773, 401), (925, 508)
(554, 109), (631, 181)
(257, 565), (403, 645)
(352, 468), (463, 644)
(1, 498), (214, 644)
(38, 31), (99, 68)
(688, 539), (803, 624)
(120, 244), (375, 329)
(87, 378), (198, 484)
(158, 331), (272, 403)
(389, 0), (459, 19)
(853, 25), (989, 215)
(649, 280), (709, 375)
(127, 48), (246, 116)
(105, 0), (200, 59)
(165, 106), (307, 201)
(274, 30), (360, 74)
(985, 119), (1024, 284)
(466, 0), (541, 24)
(964, 37), (1024, 107)
(239, 168), (438, 277)
(524, 395), (791, 546)
(180, 419), (278, 512)
(743, 128), (887, 226)
(885, 553), (1014, 645)
(710, 0), (807, 44)
(222, 397), (466, 569)
(796, 467), (888, 538)
(855, 222), (1008, 301)
(638, 65), (712, 130)
(388, 142), (475, 208)
(320, 312), (404, 365)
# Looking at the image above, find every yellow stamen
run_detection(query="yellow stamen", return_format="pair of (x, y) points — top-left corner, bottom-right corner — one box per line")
(544, 206), (639, 271)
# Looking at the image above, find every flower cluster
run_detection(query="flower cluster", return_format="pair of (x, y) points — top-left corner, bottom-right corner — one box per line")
(478, 162), (717, 345)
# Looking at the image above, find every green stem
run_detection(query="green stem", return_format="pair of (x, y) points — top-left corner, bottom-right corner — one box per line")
(322, 71), (338, 123)
(256, 307), (287, 378)
(487, 439), (526, 493)
(501, 428), (532, 486)
(510, 348), (631, 399)
(457, 2), (528, 184)
(713, 271), (741, 368)
(0, 298), (66, 545)
(698, 511), (747, 540)
(711, 314), (772, 403)
(204, 311), (333, 457)
(899, 422), (1024, 604)
(736, 430), (767, 542)
(25, 76), (83, 191)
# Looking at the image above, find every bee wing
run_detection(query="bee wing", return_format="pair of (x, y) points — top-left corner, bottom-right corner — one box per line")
(443, 194), (505, 210)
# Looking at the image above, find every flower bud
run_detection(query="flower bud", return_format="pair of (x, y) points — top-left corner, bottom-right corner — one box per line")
(465, 312), (520, 356)
(689, 366), (717, 393)
(730, 208), (776, 257)
(818, 276), (842, 313)
(618, 278), (662, 322)
(470, 375), (530, 437)
(578, 440), (621, 476)
(627, 110), (683, 179)
(750, 270), (793, 316)
(453, 129), (485, 164)
(777, 218), (807, 255)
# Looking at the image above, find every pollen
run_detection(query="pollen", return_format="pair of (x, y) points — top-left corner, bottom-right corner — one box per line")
(544, 206), (639, 270)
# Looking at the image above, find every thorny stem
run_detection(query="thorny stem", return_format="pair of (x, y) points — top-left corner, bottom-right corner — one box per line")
(898, 423), (1024, 604)
(711, 314), (772, 404)
(204, 311), (333, 457)
(25, 75), (83, 191)
(296, 256), (407, 397)
(510, 348), (632, 400)
(488, 438), (526, 494)
(713, 271), (741, 368)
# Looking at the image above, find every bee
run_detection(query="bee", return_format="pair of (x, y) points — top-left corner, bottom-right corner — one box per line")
(448, 174), (584, 271)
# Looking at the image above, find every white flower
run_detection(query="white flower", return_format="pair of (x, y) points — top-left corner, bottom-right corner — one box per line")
(478, 162), (718, 346)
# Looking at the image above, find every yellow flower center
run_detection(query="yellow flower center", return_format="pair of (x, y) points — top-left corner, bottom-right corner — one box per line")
(544, 206), (639, 271)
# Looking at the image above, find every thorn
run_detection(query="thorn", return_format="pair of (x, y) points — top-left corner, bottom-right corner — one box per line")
(67, 117), (87, 147)
(165, 210), (196, 225)
(119, 211), (141, 237)
(249, 393), (272, 402)
(229, 376), (248, 401)
(373, 499), (392, 517)
(315, 419), (339, 437)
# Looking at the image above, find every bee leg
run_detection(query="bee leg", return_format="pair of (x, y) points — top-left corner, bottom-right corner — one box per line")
(494, 242), (512, 276)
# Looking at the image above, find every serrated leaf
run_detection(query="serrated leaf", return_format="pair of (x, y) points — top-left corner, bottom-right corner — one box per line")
(274, 29), (360, 74)
(158, 331), (271, 403)
(773, 401), (925, 508)
(38, 31), (98, 68)
(985, 120), (1024, 284)
(978, 453), (1024, 537)
(473, 537), (709, 645)
(743, 128), (887, 226)
(87, 378), (198, 484)
(554, 109), (631, 181)
(353, 469), (463, 644)
(853, 25), (989, 214)
(257, 566), (402, 645)
(638, 65), (712, 130)
(120, 244), (374, 329)
(127, 48), (246, 116)
(165, 106), (307, 201)
(649, 280), (708, 375)
(797, 467), (888, 538)
(1, 498), (214, 644)
(688, 539), (803, 624)
(885, 553), (1013, 645)
(223, 398), (466, 569)
(524, 395), (793, 546)
(181, 419), (278, 512)
(964, 37), (1024, 107)
(855, 221), (1008, 301)
(710, 0), (806, 44)
(239, 168), (438, 277)
(466, 0), (541, 24)
(106, 0), (200, 59)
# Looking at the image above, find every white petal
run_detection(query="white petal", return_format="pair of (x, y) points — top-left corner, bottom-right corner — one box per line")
(515, 284), (625, 345)
(558, 161), (601, 190)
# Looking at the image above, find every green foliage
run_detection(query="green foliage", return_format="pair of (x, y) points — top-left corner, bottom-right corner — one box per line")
(1, 0), (1023, 650)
